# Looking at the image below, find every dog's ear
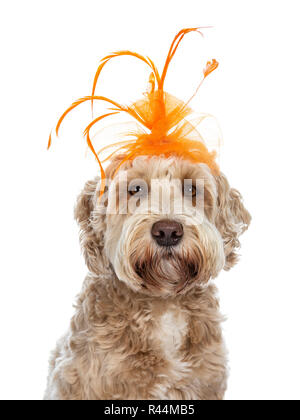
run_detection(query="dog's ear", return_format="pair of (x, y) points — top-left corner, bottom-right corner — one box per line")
(74, 155), (130, 274)
(74, 177), (108, 275)
(215, 173), (251, 270)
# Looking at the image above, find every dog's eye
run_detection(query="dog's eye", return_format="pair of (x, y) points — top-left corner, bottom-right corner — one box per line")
(183, 185), (197, 197)
(129, 185), (143, 196)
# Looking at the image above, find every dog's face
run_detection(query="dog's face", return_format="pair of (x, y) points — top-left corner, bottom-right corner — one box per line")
(75, 156), (251, 297)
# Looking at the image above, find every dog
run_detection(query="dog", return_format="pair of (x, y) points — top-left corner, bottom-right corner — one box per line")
(44, 153), (251, 400)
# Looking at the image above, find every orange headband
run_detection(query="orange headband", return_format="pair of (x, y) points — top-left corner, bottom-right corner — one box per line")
(48, 27), (219, 196)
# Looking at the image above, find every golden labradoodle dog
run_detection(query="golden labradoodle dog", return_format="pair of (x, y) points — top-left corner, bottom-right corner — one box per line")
(45, 154), (251, 400)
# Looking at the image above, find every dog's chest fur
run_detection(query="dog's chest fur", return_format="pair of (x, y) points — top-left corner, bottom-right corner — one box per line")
(148, 302), (191, 397)
(45, 280), (227, 400)
(153, 305), (187, 358)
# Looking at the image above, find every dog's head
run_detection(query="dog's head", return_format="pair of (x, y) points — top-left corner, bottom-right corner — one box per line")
(75, 155), (251, 297)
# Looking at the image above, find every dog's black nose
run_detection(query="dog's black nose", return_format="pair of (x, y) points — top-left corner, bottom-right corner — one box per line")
(151, 220), (184, 247)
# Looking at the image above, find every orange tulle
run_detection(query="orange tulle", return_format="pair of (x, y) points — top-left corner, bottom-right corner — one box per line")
(48, 28), (219, 196)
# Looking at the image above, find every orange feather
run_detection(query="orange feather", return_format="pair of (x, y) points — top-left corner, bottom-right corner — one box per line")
(48, 28), (220, 198)
(91, 51), (161, 113)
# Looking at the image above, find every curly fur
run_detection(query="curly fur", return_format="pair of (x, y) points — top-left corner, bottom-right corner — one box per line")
(44, 156), (250, 400)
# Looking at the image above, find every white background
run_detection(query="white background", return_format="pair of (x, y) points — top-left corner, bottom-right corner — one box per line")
(0, 0), (299, 400)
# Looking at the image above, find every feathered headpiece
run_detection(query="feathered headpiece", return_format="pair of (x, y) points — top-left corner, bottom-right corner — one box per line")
(48, 28), (220, 196)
